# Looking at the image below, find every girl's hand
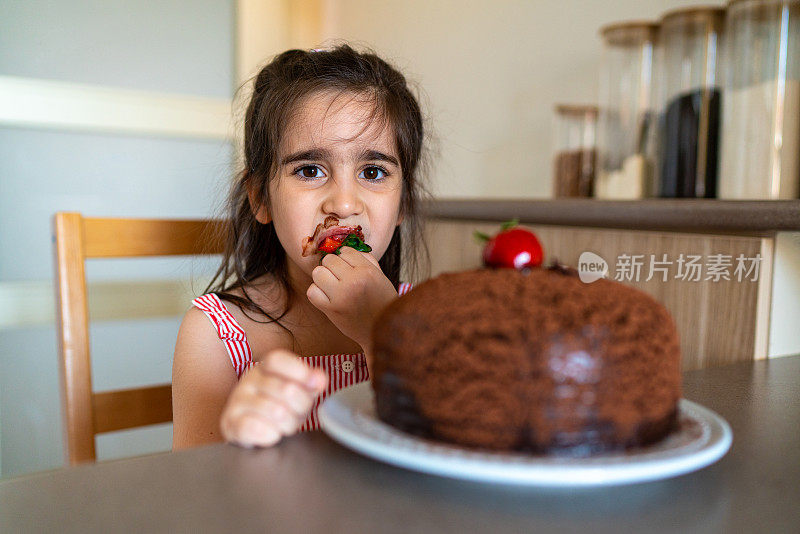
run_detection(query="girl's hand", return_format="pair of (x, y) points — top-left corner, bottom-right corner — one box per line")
(220, 350), (327, 448)
(307, 247), (398, 349)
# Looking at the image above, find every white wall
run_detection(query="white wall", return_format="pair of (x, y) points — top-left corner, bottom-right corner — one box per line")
(322, 0), (799, 359)
(321, 0), (724, 198)
(770, 233), (800, 357)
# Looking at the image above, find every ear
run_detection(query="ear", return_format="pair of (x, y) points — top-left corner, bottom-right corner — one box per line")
(247, 181), (271, 224)
(396, 208), (405, 226)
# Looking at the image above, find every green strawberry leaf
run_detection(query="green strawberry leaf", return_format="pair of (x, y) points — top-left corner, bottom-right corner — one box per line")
(501, 218), (519, 232)
(473, 230), (491, 243)
(334, 234), (372, 254)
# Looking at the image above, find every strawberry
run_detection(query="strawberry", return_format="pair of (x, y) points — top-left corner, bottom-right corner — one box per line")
(319, 234), (372, 256)
(475, 219), (544, 270)
(318, 235), (345, 253)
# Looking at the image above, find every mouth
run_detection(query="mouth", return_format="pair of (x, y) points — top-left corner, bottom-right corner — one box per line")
(301, 216), (368, 257)
(315, 225), (363, 249)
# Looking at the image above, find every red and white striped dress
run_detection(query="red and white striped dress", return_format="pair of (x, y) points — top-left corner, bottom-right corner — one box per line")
(192, 282), (412, 432)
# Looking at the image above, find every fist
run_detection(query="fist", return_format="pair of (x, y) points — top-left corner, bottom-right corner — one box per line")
(220, 349), (327, 448)
(306, 247), (398, 348)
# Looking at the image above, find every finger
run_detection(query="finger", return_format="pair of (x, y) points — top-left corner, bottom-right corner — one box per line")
(306, 282), (331, 311)
(219, 400), (283, 447)
(221, 408), (282, 448)
(331, 245), (363, 267)
(337, 245), (381, 269)
(226, 394), (302, 435)
(258, 349), (328, 391)
(244, 372), (320, 416)
(312, 264), (341, 290)
(321, 251), (354, 276)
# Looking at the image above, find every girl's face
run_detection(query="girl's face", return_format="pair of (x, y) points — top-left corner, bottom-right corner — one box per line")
(259, 90), (404, 283)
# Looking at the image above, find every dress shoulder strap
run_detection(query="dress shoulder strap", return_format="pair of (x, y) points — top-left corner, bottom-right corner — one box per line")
(191, 284), (411, 381)
(192, 293), (255, 379)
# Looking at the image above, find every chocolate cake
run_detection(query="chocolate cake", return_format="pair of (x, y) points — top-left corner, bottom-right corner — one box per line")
(371, 265), (681, 455)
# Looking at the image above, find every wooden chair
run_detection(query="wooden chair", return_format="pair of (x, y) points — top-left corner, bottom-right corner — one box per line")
(52, 212), (225, 465)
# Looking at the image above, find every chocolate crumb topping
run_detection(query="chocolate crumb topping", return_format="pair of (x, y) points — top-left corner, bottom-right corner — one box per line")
(371, 267), (681, 455)
(546, 260), (579, 277)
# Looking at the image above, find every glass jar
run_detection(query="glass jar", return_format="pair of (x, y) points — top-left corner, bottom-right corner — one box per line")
(553, 104), (598, 197)
(719, 0), (800, 199)
(656, 6), (725, 198)
(596, 21), (659, 199)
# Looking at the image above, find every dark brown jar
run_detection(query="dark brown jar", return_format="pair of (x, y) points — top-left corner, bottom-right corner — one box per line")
(553, 104), (598, 198)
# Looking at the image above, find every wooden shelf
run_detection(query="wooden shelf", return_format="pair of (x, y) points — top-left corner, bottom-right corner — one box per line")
(423, 199), (800, 235)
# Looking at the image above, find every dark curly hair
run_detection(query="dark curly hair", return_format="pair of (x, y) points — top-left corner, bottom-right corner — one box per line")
(205, 44), (431, 333)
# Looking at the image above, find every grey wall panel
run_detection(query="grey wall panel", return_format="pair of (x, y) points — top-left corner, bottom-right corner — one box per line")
(0, 324), (67, 477)
(0, 127), (233, 281)
(0, 317), (190, 477)
(0, 126), (232, 477)
(0, 0), (234, 97)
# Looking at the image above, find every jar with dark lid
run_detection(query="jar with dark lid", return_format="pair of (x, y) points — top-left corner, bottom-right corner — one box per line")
(596, 21), (659, 199)
(656, 6), (726, 198)
(553, 104), (598, 197)
(719, 0), (800, 199)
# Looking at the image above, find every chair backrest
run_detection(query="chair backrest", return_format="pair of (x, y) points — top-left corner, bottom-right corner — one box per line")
(52, 212), (225, 465)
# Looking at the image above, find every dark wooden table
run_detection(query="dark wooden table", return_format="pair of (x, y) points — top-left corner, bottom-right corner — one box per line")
(2, 356), (799, 533)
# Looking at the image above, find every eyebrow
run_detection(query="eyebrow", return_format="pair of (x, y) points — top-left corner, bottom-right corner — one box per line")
(280, 148), (400, 167)
(360, 150), (399, 167)
(281, 148), (331, 165)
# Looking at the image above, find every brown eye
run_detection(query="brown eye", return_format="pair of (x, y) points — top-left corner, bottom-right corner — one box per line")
(298, 166), (321, 179)
(360, 166), (386, 180)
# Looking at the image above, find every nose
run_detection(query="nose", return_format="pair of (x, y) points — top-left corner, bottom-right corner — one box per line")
(321, 175), (364, 219)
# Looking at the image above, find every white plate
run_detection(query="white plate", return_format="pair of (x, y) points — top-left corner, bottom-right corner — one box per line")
(319, 382), (732, 487)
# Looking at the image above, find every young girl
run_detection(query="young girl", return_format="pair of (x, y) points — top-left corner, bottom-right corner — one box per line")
(172, 45), (429, 449)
